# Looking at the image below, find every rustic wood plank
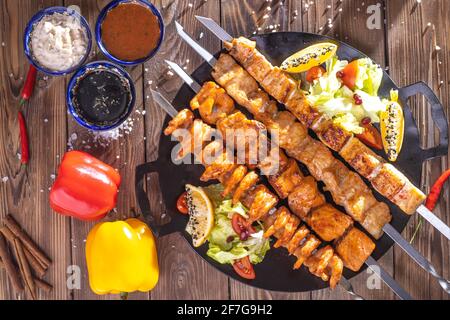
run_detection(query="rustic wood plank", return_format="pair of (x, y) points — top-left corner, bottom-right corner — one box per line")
(0, 0), (71, 300)
(0, 0), (448, 300)
(221, 0), (311, 300)
(145, 0), (229, 300)
(300, 0), (394, 300)
(63, 0), (148, 300)
(386, 0), (449, 300)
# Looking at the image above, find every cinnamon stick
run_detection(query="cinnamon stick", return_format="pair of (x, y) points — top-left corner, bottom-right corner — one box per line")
(0, 234), (23, 292)
(0, 226), (47, 278)
(35, 278), (52, 293)
(1, 258), (52, 294)
(13, 238), (36, 300)
(4, 215), (51, 268)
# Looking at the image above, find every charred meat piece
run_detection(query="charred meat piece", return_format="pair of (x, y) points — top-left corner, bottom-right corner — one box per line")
(247, 185), (278, 222)
(306, 204), (353, 242)
(258, 145), (289, 177)
(286, 225), (310, 254)
(292, 235), (321, 269)
(224, 37), (256, 66)
(335, 228), (375, 272)
(190, 81), (235, 124)
(321, 162), (378, 223)
(392, 180), (426, 215)
(339, 137), (383, 178)
(260, 67), (297, 105)
(311, 116), (352, 152)
(177, 119), (215, 160)
(263, 206), (290, 238)
(327, 255), (344, 289)
(200, 143), (235, 182)
(233, 171), (259, 205)
(274, 213), (301, 248)
(213, 54), (263, 115)
(222, 165), (247, 197)
(288, 176), (325, 219)
(217, 111), (267, 166)
(163, 109), (194, 136)
(360, 202), (392, 239)
(268, 159), (304, 199)
(369, 163), (407, 200)
(304, 245), (335, 281)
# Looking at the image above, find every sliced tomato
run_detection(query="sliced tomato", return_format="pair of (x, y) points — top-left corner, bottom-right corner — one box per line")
(232, 256), (256, 280)
(176, 192), (188, 214)
(356, 123), (383, 150)
(306, 66), (326, 83)
(340, 60), (359, 90)
(231, 213), (256, 237)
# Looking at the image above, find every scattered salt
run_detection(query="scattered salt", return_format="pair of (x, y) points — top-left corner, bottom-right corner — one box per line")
(2, 177), (9, 183)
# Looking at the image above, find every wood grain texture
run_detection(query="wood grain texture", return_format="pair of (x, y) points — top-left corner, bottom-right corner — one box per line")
(221, 0), (310, 301)
(386, 0), (449, 300)
(0, 0), (448, 300)
(0, 0), (71, 300)
(300, 0), (394, 300)
(64, 0), (149, 300)
(144, 0), (229, 300)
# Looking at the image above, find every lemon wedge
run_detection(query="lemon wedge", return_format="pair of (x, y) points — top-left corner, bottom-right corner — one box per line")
(381, 100), (404, 162)
(280, 42), (338, 73)
(185, 184), (215, 247)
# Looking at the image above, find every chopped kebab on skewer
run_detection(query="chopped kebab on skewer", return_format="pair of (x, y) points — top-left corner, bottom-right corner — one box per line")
(186, 79), (378, 273)
(164, 108), (347, 288)
(223, 37), (426, 215)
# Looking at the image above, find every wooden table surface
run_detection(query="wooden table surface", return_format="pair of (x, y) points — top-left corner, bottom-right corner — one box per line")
(0, 0), (449, 300)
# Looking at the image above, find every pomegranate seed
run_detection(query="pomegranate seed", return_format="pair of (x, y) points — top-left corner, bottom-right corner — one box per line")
(227, 236), (235, 243)
(361, 117), (371, 125)
(240, 231), (249, 241)
(353, 94), (363, 105)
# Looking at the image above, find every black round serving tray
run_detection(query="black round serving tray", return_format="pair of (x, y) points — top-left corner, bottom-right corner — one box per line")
(136, 32), (448, 292)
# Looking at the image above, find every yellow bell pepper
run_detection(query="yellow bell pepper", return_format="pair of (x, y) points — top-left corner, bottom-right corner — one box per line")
(86, 218), (159, 295)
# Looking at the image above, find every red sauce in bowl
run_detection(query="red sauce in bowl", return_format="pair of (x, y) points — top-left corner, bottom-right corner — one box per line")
(101, 2), (161, 61)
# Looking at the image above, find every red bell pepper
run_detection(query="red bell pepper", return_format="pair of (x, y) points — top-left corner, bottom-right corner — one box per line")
(50, 151), (121, 221)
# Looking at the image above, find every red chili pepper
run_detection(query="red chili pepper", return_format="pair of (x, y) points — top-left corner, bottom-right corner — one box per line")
(425, 169), (450, 211)
(18, 111), (29, 165)
(19, 65), (37, 106)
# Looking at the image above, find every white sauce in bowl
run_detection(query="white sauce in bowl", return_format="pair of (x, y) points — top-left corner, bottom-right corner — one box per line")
(30, 12), (88, 71)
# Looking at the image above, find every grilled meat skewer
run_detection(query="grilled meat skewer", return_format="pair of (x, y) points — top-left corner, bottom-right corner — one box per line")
(187, 81), (376, 272)
(164, 109), (344, 287)
(224, 37), (426, 215)
(210, 53), (391, 240)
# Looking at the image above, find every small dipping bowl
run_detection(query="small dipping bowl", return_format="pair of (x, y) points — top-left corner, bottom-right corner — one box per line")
(66, 61), (136, 131)
(95, 0), (165, 66)
(23, 6), (92, 76)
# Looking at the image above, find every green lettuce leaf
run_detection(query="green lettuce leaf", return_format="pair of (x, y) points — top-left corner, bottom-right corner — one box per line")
(355, 58), (383, 96)
(203, 183), (271, 265)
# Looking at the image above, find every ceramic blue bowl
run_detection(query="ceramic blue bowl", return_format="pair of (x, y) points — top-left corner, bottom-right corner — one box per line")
(95, 0), (165, 66)
(66, 61), (136, 131)
(23, 6), (92, 76)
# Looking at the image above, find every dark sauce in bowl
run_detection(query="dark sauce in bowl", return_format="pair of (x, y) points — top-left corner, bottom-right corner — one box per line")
(68, 63), (134, 130)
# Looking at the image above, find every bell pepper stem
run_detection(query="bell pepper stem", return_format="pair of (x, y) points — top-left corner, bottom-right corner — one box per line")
(120, 292), (128, 300)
